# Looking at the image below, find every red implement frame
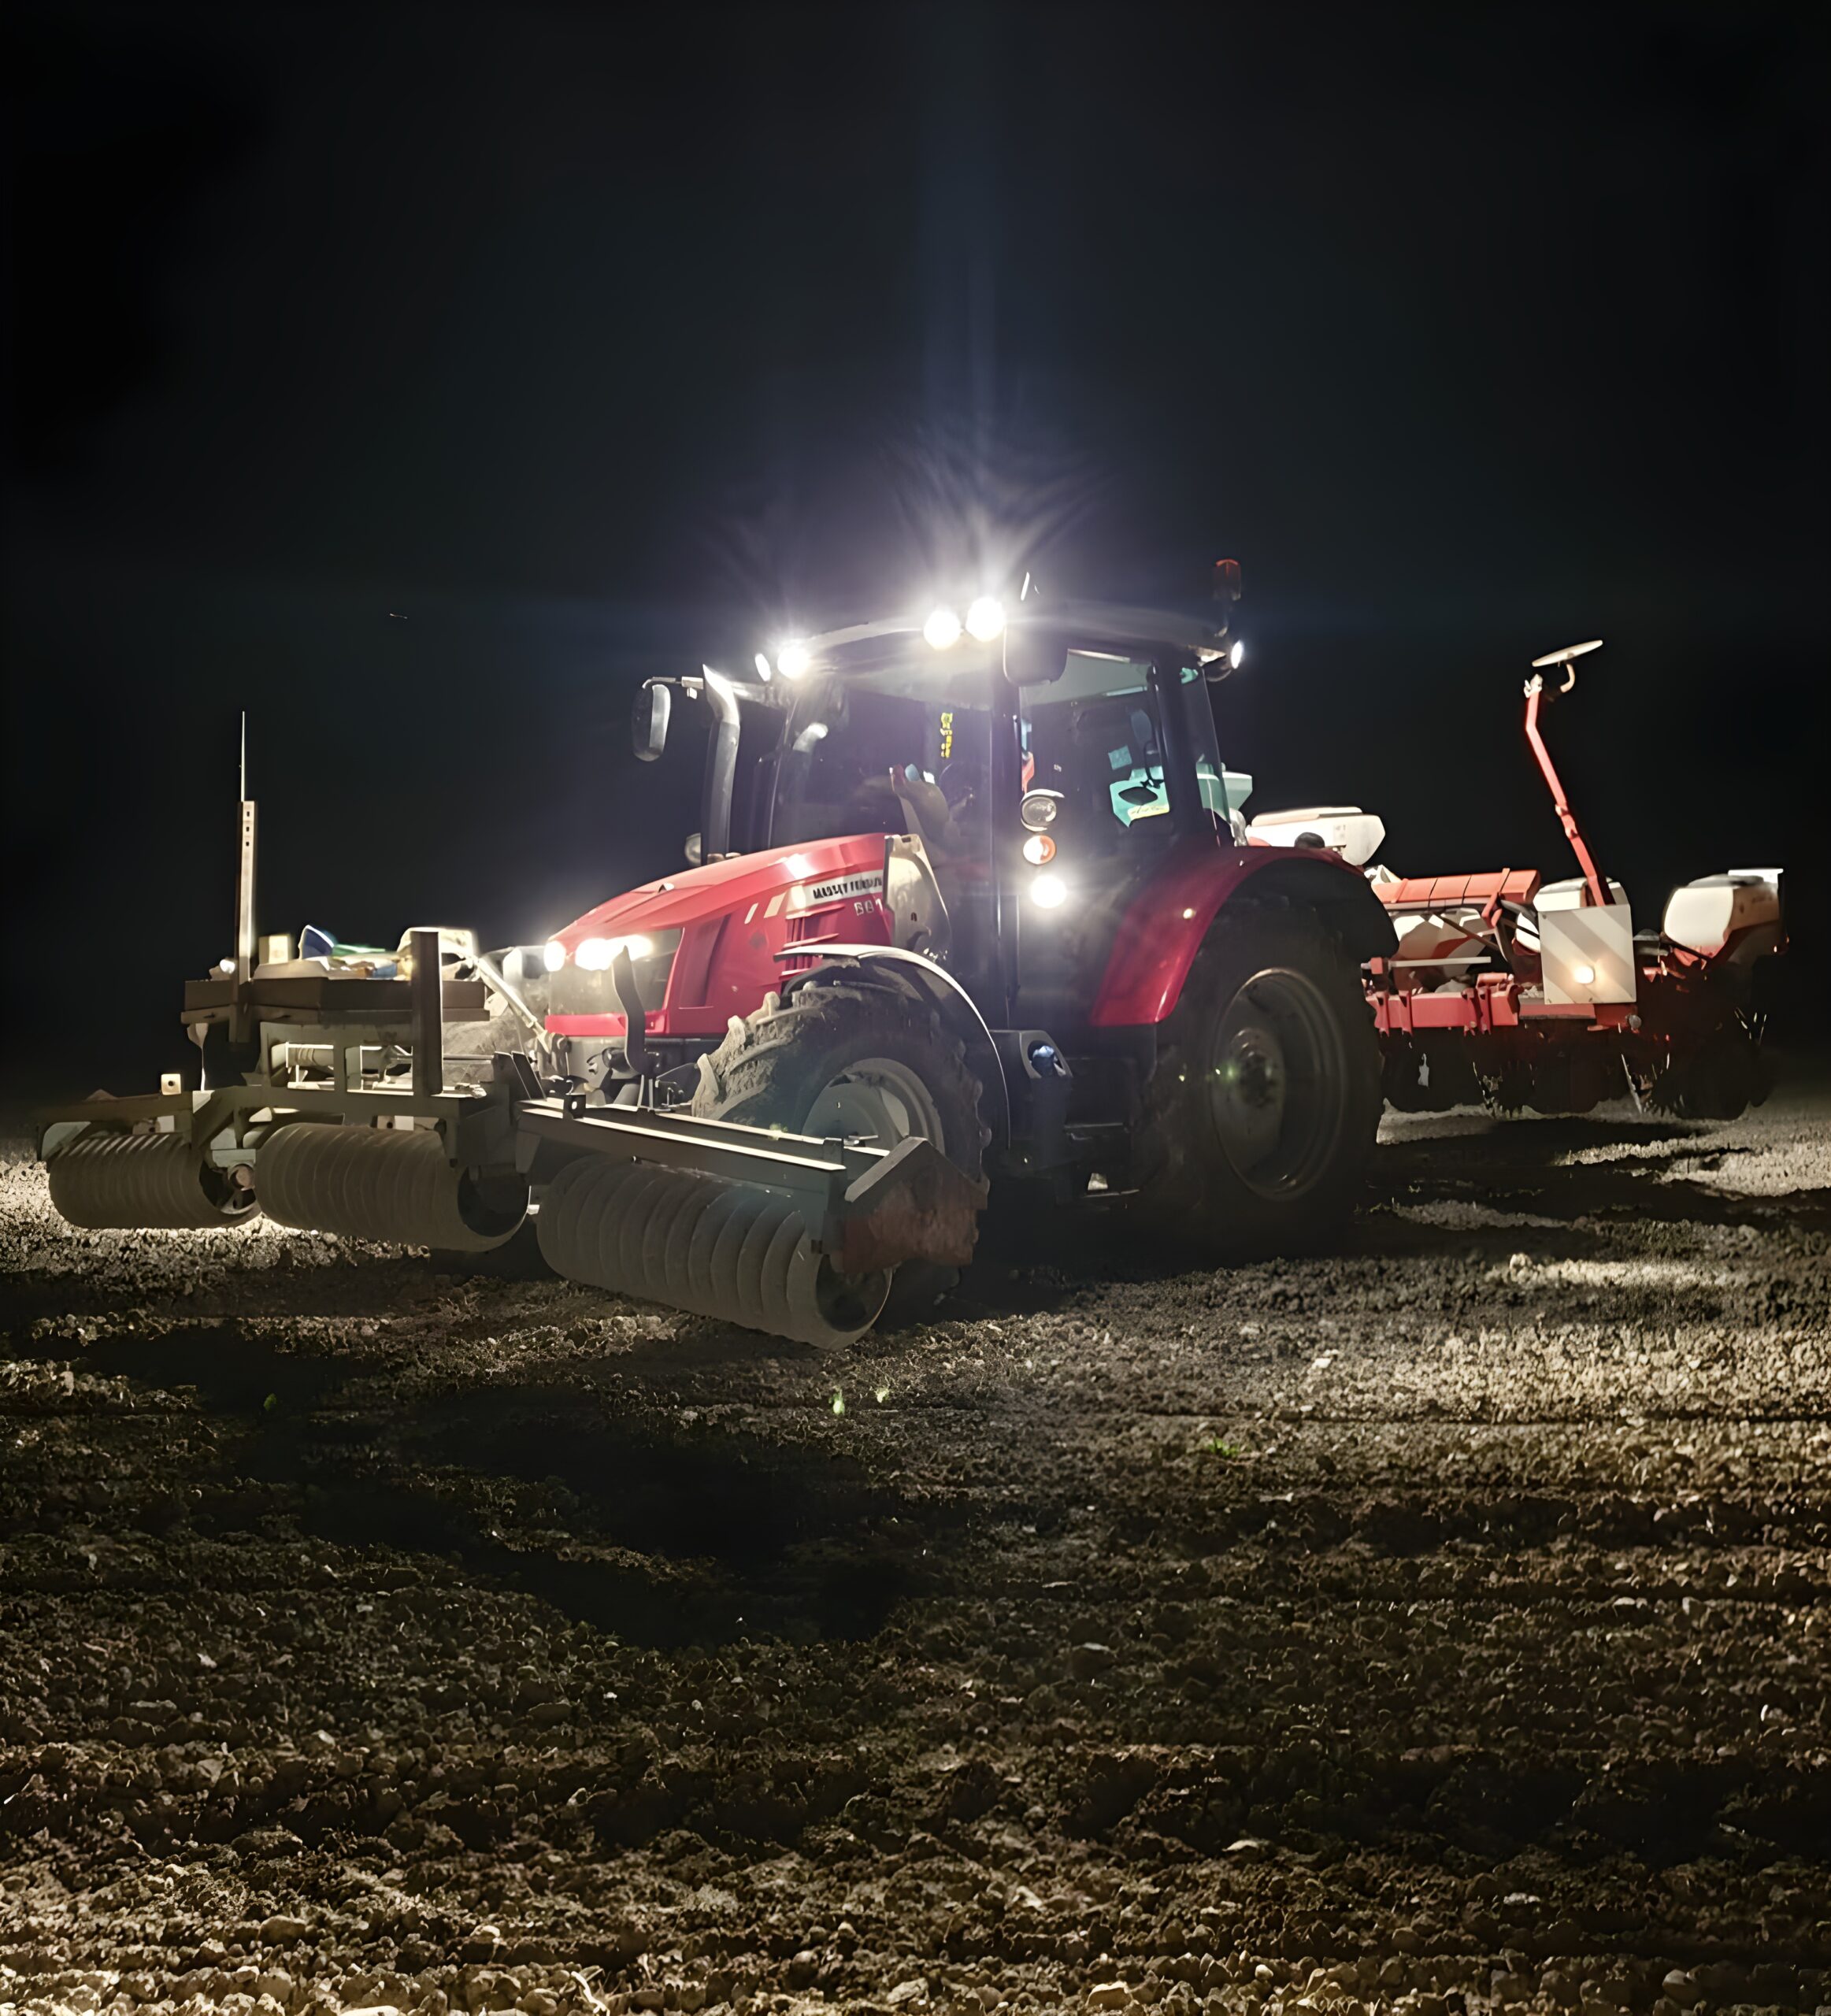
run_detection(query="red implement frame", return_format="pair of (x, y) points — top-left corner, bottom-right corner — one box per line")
(1523, 665), (1610, 910)
(1362, 642), (1775, 1106)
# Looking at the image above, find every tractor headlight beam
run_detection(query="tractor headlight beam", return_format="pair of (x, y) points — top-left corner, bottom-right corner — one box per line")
(966, 595), (1005, 641)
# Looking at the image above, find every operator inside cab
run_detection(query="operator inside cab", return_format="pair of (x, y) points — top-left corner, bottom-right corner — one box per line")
(772, 669), (992, 868)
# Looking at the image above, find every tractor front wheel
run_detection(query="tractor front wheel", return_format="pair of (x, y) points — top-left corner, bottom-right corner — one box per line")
(691, 981), (991, 1324)
(1135, 906), (1381, 1258)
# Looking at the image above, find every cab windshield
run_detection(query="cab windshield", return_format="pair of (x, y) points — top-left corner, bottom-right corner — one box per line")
(1018, 652), (1239, 851)
(769, 660), (995, 861)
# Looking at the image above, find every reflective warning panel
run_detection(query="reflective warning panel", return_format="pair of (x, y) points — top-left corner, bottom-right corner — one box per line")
(1540, 902), (1636, 1006)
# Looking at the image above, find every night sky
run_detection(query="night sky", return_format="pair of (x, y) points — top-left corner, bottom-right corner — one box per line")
(5, 1), (1826, 1096)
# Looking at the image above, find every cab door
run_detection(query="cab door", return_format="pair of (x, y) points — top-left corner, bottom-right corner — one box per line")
(1010, 651), (1221, 1027)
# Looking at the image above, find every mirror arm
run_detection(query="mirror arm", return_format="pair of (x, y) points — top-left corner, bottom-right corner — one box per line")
(636, 668), (757, 856)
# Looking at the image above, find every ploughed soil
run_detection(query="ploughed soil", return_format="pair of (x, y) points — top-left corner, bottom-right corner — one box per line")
(2, 1079), (1829, 2016)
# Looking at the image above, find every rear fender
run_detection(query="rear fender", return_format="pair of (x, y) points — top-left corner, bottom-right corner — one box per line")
(780, 945), (1011, 1147)
(1089, 840), (1397, 1028)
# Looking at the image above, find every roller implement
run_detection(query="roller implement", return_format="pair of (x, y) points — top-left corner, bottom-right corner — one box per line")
(37, 576), (1782, 1343)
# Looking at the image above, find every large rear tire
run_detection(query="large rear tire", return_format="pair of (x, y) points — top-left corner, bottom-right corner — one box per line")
(1134, 906), (1381, 1259)
(691, 982), (990, 1325)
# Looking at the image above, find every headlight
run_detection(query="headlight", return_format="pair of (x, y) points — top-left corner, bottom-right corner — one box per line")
(1229, 639), (1245, 670)
(922, 606), (962, 650)
(777, 641), (812, 679)
(549, 929), (683, 1018)
(966, 595), (1005, 641)
(1021, 832), (1056, 865)
(543, 940), (567, 972)
(1031, 873), (1066, 909)
(576, 934), (654, 972)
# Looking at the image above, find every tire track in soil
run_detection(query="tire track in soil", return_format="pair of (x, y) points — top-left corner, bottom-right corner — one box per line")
(2, 1090), (1829, 2013)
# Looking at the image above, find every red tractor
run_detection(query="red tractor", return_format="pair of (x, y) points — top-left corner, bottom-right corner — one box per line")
(532, 580), (1394, 1288)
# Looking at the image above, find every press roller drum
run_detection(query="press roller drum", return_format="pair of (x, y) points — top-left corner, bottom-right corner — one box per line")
(258, 1122), (527, 1252)
(46, 1131), (258, 1230)
(536, 1156), (890, 1349)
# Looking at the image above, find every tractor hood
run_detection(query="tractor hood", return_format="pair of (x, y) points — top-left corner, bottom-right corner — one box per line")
(544, 834), (897, 1041)
(550, 836), (891, 950)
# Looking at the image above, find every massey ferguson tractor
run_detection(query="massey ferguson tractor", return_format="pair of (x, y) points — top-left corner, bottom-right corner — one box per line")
(36, 574), (1783, 1346)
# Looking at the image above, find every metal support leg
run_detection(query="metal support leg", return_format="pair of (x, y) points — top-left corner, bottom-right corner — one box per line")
(412, 928), (443, 1100)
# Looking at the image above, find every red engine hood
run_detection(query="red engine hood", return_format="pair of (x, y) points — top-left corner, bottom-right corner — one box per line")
(546, 835), (899, 1041)
(551, 836), (891, 947)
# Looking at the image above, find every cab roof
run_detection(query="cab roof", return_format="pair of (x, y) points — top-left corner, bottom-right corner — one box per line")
(791, 601), (1238, 679)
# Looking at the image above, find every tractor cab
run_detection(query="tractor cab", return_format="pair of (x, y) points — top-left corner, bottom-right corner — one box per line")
(625, 595), (1254, 1036)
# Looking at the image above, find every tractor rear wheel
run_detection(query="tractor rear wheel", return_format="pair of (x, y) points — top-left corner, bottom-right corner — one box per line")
(691, 981), (991, 1325)
(1135, 906), (1381, 1258)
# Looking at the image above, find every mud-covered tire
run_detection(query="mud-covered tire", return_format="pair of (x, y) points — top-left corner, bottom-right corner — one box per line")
(1133, 905), (1381, 1259)
(691, 981), (991, 1325)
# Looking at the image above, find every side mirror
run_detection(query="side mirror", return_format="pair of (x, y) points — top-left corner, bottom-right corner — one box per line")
(632, 681), (671, 762)
(1212, 558), (1243, 606)
(1003, 626), (1069, 688)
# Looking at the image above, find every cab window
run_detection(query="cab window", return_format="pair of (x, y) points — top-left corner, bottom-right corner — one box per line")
(1019, 653), (1240, 850)
(1019, 655), (1166, 847)
(772, 667), (992, 858)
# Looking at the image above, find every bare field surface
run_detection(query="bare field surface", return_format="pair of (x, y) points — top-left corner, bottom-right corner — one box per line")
(2, 1084), (1829, 2016)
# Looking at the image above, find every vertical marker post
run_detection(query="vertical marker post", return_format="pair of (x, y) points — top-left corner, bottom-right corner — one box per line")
(230, 713), (258, 1045)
